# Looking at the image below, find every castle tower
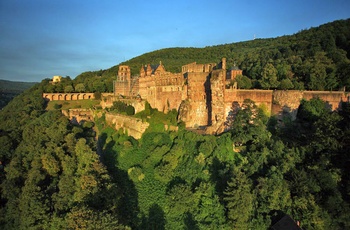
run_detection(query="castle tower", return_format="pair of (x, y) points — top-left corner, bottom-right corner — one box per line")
(117, 65), (131, 81)
(221, 57), (226, 70)
(146, 64), (152, 76)
(115, 65), (131, 96)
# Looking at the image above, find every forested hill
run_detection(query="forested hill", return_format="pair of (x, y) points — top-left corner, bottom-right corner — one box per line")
(119, 19), (350, 74)
(0, 79), (37, 109)
(74, 18), (350, 92)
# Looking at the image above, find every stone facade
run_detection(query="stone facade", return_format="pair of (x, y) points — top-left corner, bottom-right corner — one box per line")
(105, 113), (149, 139)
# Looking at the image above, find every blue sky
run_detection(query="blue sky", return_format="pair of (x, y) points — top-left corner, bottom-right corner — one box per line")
(1, 0), (350, 82)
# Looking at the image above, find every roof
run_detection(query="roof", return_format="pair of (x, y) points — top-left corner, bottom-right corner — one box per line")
(229, 66), (241, 71)
(271, 215), (302, 230)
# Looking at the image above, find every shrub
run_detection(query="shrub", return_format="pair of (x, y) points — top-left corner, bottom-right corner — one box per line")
(53, 103), (62, 109)
(94, 92), (102, 100)
(110, 101), (135, 115)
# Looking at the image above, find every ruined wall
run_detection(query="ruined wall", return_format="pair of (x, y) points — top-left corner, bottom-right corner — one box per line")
(43, 93), (95, 101)
(105, 113), (149, 139)
(302, 91), (348, 110)
(210, 69), (226, 129)
(222, 90), (348, 125)
(182, 72), (209, 127)
(272, 90), (348, 119)
(100, 95), (145, 113)
(224, 89), (274, 118)
(150, 72), (184, 112)
(62, 109), (94, 124)
(182, 62), (217, 73)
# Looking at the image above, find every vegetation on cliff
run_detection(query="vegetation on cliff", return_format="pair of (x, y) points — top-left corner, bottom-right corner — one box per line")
(1, 79), (350, 229)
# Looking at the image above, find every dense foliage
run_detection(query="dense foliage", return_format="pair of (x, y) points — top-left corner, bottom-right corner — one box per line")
(110, 101), (135, 115)
(1, 78), (350, 229)
(0, 83), (128, 229)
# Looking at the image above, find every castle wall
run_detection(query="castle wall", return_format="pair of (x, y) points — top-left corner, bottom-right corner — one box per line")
(224, 89), (274, 124)
(210, 69), (226, 126)
(43, 93), (95, 101)
(182, 62), (216, 73)
(272, 90), (348, 119)
(105, 113), (149, 139)
(302, 91), (347, 110)
(183, 72), (209, 127)
(114, 80), (130, 96)
(62, 109), (94, 124)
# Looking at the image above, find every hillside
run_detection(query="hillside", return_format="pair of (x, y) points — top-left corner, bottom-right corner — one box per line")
(72, 18), (346, 91)
(118, 19), (350, 73)
(1, 75), (350, 229)
(0, 79), (37, 109)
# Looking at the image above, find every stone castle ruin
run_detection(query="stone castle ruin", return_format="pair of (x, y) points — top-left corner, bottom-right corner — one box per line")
(43, 58), (349, 135)
(113, 58), (348, 134)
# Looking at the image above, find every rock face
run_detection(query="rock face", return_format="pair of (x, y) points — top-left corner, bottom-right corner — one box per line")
(104, 113), (149, 139)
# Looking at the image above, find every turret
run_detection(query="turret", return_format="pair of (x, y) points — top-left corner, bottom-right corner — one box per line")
(221, 57), (226, 70)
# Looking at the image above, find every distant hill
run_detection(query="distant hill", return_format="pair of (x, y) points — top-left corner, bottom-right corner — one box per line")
(0, 79), (37, 93)
(0, 79), (37, 109)
(115, 19), (350, 76)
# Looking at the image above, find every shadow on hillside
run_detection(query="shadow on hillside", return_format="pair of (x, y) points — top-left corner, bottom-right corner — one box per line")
(209, 157), (232, 200)
(140, 204), (166, 230)
(98, 132), (140, 228)
(184, 212), (200, 230)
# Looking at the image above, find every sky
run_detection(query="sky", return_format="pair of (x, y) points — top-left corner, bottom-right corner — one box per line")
(0, 0), (350, 82)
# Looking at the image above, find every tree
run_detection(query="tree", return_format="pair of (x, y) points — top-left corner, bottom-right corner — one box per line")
(75, 83), (86, 93)
(92, 81), (107, 93)
(224, 168), (254, 229)
(64, 85), (74, 93)
(235, 74), (252, 89)
(259, 63), (279, 89)
(229, 99), (270, 146)
(279, 78), (294, 90)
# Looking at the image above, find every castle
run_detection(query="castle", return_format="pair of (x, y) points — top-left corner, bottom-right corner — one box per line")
(42, 58), (348, 135)
(114, 58), (348, 134)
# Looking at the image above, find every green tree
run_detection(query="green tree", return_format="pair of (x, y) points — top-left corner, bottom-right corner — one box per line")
(224, 168), (254, 229)
(64, 85), (74, 93)
(92, 81), (107, 93)
(75, 83), (86, 93)
(279, 78), (294, 90)
(259, 63), (279, 89)
(235, 74), (252, 89)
